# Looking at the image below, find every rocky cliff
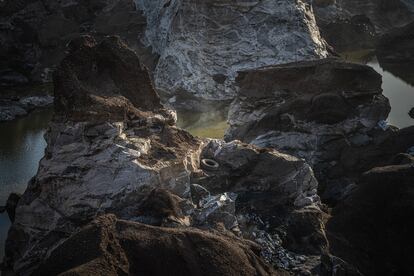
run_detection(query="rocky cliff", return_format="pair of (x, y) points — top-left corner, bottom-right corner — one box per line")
(1, 0), (328, 110)
(3, 36), (340, 276)
(136, 0), (328, 109)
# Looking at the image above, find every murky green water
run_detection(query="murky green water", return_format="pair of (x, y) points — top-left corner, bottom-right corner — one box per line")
(176, 109), (228, 139)
(0, 108), (53, 260)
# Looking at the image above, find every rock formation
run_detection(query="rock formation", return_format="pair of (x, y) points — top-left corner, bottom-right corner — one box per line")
(327, 157), (414, 275)
(225, 58), (391, 202)
(32, 214), (278, 276)
(0, 95), (53, 121)
(136, 0), (328, 109)
(3, 36), (338, 276)
(376, 21), (414, 86)
(0, 0), (152, 86)
(313, 0), (414, 52)
(1, 0), (328, 111)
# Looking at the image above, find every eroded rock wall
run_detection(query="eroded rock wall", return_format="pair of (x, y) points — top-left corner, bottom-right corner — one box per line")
(136, 0), (328, 108)
(4, 36), (334, 276)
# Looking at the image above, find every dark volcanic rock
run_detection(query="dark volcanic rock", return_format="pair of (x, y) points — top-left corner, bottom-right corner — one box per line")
(33, 214), (279, 276)
(0, 0), (153, 86)
(409, 107), (414, 119)
(376, 21), (414, 85)
(0, 193), (21, 222)
(327, 161), (414, 276)
(318, 15), (377, 52)
(226, 58), (390, 202)
(313, 0), (414, 52)
(377, 21), (414, 63)
(53, 35), (164, 122)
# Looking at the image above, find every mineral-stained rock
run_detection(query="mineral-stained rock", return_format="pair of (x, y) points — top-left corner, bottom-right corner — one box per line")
(137, 0), (328, 108)
(32, 214), (279, 276)
(327, 161), (414, 276)
(3, 36), (202, 274)
(4, 35), (333, 275)
(225, 58), (391, 202)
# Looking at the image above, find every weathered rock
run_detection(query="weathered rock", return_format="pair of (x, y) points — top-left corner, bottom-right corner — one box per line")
(0, 0), (153, 86)
(32, 214), (280, 276)
(3, 36), (203, 274)
(0, 95), (53, 121)
(193, 140), (333, 272)
(53, 35), (165, 122)
(3, 35), (334, 275)
(327, 161), (414, 276)
(133, 188), (191, 227)
(0, 193), (21, 222)
(376, 21), (414, 85)
(226, 58), (390, 202)
(2, 0), (329, 109)
(313, 0), (414, 52)
(137, 0), (328, 109)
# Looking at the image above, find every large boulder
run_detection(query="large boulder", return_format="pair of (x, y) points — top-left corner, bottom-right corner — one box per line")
(226, 58), (391, 202)
(3, 36), (202, 274)
(327, 160), (414, 275)
(376, 21), (414, 86)
(137, 0), (328, 109)
(313, 0), (414, 52)
(53, 35), (165, 122)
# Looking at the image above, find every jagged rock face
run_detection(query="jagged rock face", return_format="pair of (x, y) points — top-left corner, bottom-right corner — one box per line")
(32, 214), (279, 276)
(225, 58), (390, 202)
(135, 0), (328, 108)
(2, 0), (328, 108)
(0, 0), (152, 86)
(4, 35), (332, 275)
(53, 35), (164, 122)
(3, 36), (202, 274)
(327, 159), (414, 276)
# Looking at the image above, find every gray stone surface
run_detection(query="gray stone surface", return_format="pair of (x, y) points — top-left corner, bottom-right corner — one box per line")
(135, 0), (328, 106)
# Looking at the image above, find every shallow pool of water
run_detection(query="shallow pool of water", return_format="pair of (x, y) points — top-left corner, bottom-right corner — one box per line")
(0, 108), (53, 260)
(176, 109), (228, 139)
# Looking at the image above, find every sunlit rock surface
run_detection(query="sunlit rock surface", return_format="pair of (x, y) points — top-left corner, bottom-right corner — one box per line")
(4, 36), (337, 276)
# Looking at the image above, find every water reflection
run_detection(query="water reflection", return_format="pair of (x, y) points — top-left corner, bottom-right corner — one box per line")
(369, 59), (414, 128)
(0, 108), (53, 260)
(342, 51), (414, 128)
